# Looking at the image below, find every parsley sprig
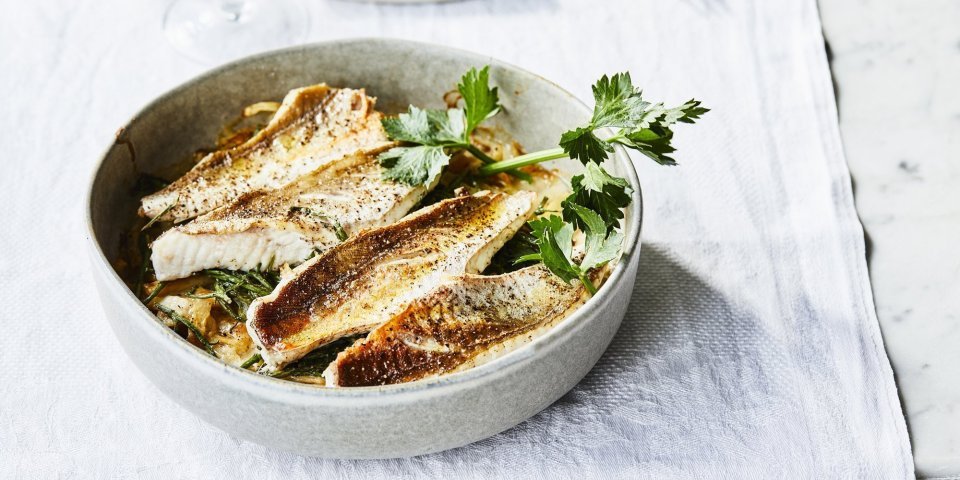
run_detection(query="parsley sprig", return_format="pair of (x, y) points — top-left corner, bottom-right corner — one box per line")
(379, 67), (706, 294)
(378, 66), (501, 185)
(516, 206), (623, 295)
(476, 72), (707, 174)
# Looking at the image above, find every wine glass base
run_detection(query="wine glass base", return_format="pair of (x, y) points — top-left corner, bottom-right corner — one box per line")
(164, 0), (310, 64)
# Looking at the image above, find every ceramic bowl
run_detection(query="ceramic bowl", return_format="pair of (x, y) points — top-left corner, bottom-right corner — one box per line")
(86, 38), (642, 458)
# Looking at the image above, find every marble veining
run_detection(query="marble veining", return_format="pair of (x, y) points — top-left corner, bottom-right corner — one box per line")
(821, 0), (960, 477)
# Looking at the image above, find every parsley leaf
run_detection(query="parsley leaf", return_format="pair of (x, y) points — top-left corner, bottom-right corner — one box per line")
(568, 204), (622, 272)
(381, 106), (433, 144)
(526, 215), (567, 250)
(661, 99), (710, 125)
(590, 72), (650, 128)
(520, 216), (579, 283)
(557, 72), (708, 166)
(538, 226), (581, 284)
(520, 210), (622, 296)
(562, 162), (633, 231)
(381, 106), (465, 146)
(613, 99), (708, 166)
(380, 67), (503, 185)
(379, 145), (449, 186)
(459, 66), (501, 136)
(559, 127), (611, 167)
(620, 126), (677, 165)
(379, 107), (463, 186)
(426, 108), (467, 144)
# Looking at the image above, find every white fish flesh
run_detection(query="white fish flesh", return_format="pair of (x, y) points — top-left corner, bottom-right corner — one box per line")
(140, 84), (389, 222)
(149, 146), (435, 281)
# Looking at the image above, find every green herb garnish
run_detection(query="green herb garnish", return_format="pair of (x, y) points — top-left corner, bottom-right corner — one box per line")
(240, 353), (262, 369)
(141, 201), (176, 231)
(142, 281), (166, 304)
(288, 206), (348, 242)
(200, 268), (280, 322)
(156, 304), (219, 357)
(379, 67), (706, 294)
(378, 66), (502, 185)
(477, 72), (708, 174)
(270, 336), (361, 379)
(486, 228), (540, 275)
(561, 163), (632, 233)
(517, 206), (622, 295)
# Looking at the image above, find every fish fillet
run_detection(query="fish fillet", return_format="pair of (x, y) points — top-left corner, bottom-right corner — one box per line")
(246, 191), (537, 370)
(149, 146), (435, 281)
(323, 265), (589, 387)
(140, 85), (389, 222)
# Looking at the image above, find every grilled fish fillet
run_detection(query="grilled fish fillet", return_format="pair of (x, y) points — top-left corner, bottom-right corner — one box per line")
(149, 146), (435, 281)
(322, 265), (589, 387)
(246, 191), (537, 370)
(140, 85), (389, 223)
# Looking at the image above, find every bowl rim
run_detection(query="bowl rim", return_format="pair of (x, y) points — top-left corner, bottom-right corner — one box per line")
(85, 37), (643, 403)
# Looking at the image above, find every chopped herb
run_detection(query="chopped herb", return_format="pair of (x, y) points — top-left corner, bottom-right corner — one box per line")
(270, 336), (361, 379)
(141, 201), (176, 231)
(288, 206), (348, 242)
(486, 228), (540, 275)
(533, 197), (556, 216)
(240, 353), (262, 369)
(142, 282), (166, 303)
(201, 269), (280, 323)
(156, 304), (218, 357)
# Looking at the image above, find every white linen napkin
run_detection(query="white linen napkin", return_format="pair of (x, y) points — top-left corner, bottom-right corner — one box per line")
(0, 0), (912, 477)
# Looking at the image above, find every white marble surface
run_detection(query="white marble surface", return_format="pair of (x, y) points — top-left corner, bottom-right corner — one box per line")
(820, 0), (960, 477)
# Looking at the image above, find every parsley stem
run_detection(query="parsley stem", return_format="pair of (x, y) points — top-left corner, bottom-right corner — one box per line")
(463, 144), (497, 164)
(476, 147), (567, 176)
(605, 132), (628, 144)
(580, 274), (598, 295)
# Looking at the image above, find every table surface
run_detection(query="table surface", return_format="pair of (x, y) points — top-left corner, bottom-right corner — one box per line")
(820, 0), (960, 477)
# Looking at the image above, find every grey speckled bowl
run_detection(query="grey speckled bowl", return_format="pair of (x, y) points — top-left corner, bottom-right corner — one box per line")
(86, 39), (642, 458)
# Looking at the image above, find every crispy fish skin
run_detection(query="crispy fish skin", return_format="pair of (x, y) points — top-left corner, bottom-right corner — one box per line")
(323, 265), (589, 387)
(246, 191), (537, 370)
(140, 85), (389, 223)
(149, 146), (435, 281)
